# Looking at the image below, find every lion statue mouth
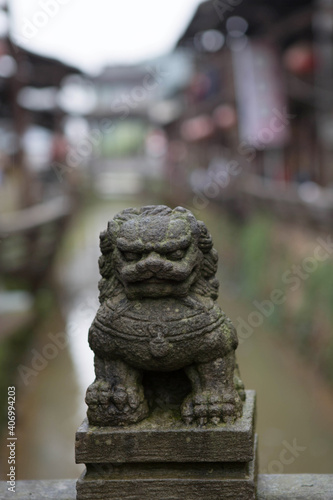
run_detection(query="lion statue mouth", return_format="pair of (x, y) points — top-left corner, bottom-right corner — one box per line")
(119, 265), (202, 299)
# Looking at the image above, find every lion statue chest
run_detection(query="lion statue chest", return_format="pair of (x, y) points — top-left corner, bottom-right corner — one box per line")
(89, 296), (234, 371)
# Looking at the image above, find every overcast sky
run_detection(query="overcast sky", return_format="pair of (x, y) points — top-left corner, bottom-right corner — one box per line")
(10, 0), (201, 72)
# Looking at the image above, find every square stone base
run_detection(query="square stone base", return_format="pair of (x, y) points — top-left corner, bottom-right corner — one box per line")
(76, 436), (257, 500)
(76, 391), (257, 500)
(76, 390), (256, 464)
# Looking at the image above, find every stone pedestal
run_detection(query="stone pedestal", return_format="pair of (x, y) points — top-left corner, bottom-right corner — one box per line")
(76, 390), (257, 500)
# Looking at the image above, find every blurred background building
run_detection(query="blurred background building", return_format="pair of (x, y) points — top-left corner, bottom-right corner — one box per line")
(163, 0), (333, 225)
(0, 0), (333, 482)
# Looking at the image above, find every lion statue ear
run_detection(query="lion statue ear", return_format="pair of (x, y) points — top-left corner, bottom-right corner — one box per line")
(194, 220), (220, 300)
(97, 224), (120, 304)
(197, 220), (213, 253)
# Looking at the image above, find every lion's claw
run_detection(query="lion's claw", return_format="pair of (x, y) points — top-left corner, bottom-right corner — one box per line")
(111, 386), (128, 409)
(181, 390), (242, 425)
(86, 380), (149, 426)
(86, 380), (111, 405)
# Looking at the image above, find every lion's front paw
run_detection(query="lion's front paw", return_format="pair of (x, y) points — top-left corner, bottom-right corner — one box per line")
(86, 380), (149, 426)
(85, 380), (112, 425)
(181, 389), (242, 426)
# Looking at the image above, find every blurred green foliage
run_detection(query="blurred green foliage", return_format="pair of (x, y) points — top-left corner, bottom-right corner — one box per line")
(0, 326), (32, 429)
(99, 120), (147, 157)
(204, 210), (333, 385)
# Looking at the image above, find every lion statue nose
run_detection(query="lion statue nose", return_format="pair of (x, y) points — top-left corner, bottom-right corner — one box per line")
(137, 253), (164, 273)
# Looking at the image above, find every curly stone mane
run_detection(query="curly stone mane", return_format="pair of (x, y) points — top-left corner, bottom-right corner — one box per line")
(97, 205), (219, 303)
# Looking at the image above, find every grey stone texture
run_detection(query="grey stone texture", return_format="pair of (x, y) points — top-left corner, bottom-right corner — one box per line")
(76, 390), (256, 464)
(76, 391), (257, 499)
(76, 205), (257, 498)
(85, 206), (245, 427)
(2, 476), (333, 500)
(76, 435), (257, 499)
(0, 479), (77, 499)
(76, 467), (257, 500)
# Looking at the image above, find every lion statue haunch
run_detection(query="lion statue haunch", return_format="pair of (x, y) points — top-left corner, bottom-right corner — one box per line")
(85, 205), (245, 426)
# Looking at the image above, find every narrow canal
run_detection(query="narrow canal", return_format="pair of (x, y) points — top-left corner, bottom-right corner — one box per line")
(14, 195), (333, 479)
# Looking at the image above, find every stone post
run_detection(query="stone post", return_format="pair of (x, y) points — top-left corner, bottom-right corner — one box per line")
(75, 205), (257, 499)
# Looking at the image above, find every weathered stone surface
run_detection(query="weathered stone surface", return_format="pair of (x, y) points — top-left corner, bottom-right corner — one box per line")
(2, 475), (333, 500)
(0, 479), (76, 499)
(76, 390), (255, 464)
(76, 476), (256, 500)
(76, 435), (257, 500)
(258, 474), (333, 499)
(75, 205), (256, 498)
(85, 205), (245, 427)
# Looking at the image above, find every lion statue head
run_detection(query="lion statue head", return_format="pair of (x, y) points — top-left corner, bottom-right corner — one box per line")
(97, 205), (219, 303)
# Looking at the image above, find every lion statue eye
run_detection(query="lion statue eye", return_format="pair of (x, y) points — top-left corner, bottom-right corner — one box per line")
(122, 251), (142, 262)
(166, 249), (186, 261)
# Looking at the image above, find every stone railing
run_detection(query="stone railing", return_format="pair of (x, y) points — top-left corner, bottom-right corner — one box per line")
(1, 475), (333, 499)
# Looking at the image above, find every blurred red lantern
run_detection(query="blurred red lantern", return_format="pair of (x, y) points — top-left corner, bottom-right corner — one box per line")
(213, 104), (237, 129)
(284, 44), (316, 75)
(0, 40), (7, 57)
(181, 115), (215, 142)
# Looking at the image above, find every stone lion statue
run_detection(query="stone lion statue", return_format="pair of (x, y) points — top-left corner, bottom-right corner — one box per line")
(86, 205), (245, 426)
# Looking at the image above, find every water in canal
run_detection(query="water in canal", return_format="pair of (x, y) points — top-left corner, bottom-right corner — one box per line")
(14, 196), (333, 479)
